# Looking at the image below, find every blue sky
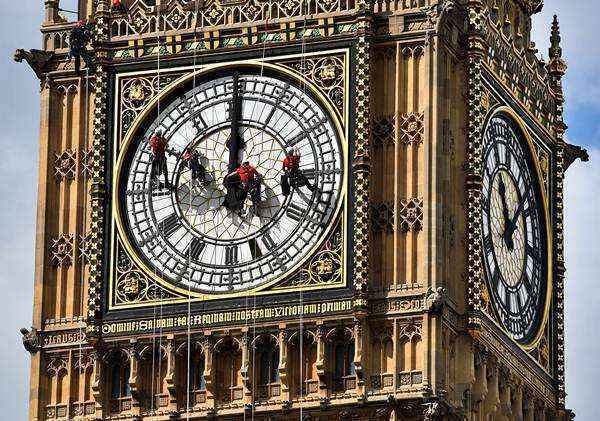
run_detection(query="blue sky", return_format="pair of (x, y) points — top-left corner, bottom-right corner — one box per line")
(0, 0), (598, 419)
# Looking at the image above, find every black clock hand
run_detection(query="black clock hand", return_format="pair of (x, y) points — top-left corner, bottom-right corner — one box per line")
(227, 72), (244, 172)
(505, 184), (530, 239)
(497, 175), (514, 250)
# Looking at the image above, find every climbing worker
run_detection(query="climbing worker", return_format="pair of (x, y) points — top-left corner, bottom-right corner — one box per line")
(281, 147), (316, 196)
(223, 161), (262, 215)
(112, 0), (129, 14)
(149, 129), (171, 190)
(68, 20), (95, 75)
(182, 149), (210, 187)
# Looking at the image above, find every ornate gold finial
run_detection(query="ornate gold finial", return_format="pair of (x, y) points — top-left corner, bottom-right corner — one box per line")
(548, 15), (567, 84)
(549, 15), (562, 60)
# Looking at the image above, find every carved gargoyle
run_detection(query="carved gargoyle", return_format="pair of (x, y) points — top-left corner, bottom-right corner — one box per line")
(13, 48), (54, 80)
(425, 287), (446, 315)
(564, 142), (590, 170)
(20, 327), (40, 354)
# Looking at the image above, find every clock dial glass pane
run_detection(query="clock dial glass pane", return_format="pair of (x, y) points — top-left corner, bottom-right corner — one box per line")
(119, 72), (344, 294)
(480, 114), (547, 344)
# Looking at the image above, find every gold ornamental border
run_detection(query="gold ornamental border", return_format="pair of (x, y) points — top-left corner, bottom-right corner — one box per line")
(481, 105), (553, 352)
(110, 59), (349, 306)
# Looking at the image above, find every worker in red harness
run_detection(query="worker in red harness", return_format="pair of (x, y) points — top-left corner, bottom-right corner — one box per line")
(68, 20), (95, 75)
(281, 147), (315, 196)
(149, 129), (171, 189)
(112, 0), (129, 14)
(182, 149), (210, 187)
(223, 161), (262, 215)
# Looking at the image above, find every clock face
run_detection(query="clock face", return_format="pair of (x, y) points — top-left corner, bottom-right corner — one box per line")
(118, 71), (345, 294)
(480, 114), (548, 344)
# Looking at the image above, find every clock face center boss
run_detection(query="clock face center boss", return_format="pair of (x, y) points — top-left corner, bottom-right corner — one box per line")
(116, 70), (345, 294)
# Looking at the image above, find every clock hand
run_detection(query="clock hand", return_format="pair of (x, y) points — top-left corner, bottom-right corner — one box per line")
(505, 184), (530, 240)
(497, 174), (514, 250)
(227, 72), (244, 173)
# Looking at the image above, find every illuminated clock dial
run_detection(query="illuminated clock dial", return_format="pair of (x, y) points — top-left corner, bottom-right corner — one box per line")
(119, 72), (345, 293)
(480, 114), (548, 344)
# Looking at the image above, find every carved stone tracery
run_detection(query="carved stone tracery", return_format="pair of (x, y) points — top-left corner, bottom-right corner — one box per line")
(399, 112), (424, 145)
(54, 150), (77, 182)
(50, 234), (75, 267)
(399, 198), (423, 232)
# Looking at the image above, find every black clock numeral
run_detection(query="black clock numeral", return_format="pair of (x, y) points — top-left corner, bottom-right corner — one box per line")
(286, 203), (305, 222)
(525, 244), (539, 262)
(248, 238), (263, 259)
(302, 168), (316, 180)
(493, 142), (501, 164)
(186, 238), (206, 260)
(158, 213), (182, 238)
(286, 132), (307, 147)
(505, 145), (512, 168)
(483, 234), (493, 253)
(261, 232), (277, 251)
(225, 245), (239, 266)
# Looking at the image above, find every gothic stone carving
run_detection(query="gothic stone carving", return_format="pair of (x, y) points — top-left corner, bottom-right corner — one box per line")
(284, 55), (345, 115)
(371, 202), (394, 234)
(50, 234), (74, 267)
(399, 112), (424, 145)
(46, 354), (68, 377)
(79, 232), (92, 263)
(351, 28), (373, 291)
(20, 327), (40, 354)
(399, 198), (423, 232)
(13, 48), (54, 80)
(54, 150), (77, 182)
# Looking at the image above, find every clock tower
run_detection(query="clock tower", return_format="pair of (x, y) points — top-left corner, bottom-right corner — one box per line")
(17, 0), (586, 419)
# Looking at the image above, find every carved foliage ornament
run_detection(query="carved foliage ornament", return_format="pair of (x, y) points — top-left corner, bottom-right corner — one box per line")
(285, 55), (345, 115)
(115, 240), (180, 304)
(54, 150), (77, 182)
(399, 198), (423, 232)
(120, 72), (186, 136)
(275, 223), (343, 289)
(50, 234), (74, 267)
(399, 112), (424, 145)
(371, 202), (394, 234)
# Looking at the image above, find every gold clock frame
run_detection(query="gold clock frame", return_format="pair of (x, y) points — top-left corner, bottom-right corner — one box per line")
(108, 55), (350, 309)
(481, 106), (553, 352)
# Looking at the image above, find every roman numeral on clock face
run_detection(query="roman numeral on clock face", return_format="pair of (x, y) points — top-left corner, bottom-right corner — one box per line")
(185, 238), (206, 260)
(158, 213), (182, 238)
(286, 203), (305, 222)
(248, 238), (262, 259)
(225, 245), (239, 266)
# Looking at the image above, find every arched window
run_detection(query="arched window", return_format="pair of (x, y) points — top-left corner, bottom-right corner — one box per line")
(288, 331), (318, 397)
(196, 356), (206, 390)
(258, 346), (279, 385)
(328, 329), (355, 392)
(253, 335), (280, 400)
(107, 351), (131, 414)
(214, 338), (242, 404)
(109, 355), (130, 399)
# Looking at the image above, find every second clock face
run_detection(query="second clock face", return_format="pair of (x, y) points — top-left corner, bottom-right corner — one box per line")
(480, 114), (548, 344)
(118, 71), (345, 294)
